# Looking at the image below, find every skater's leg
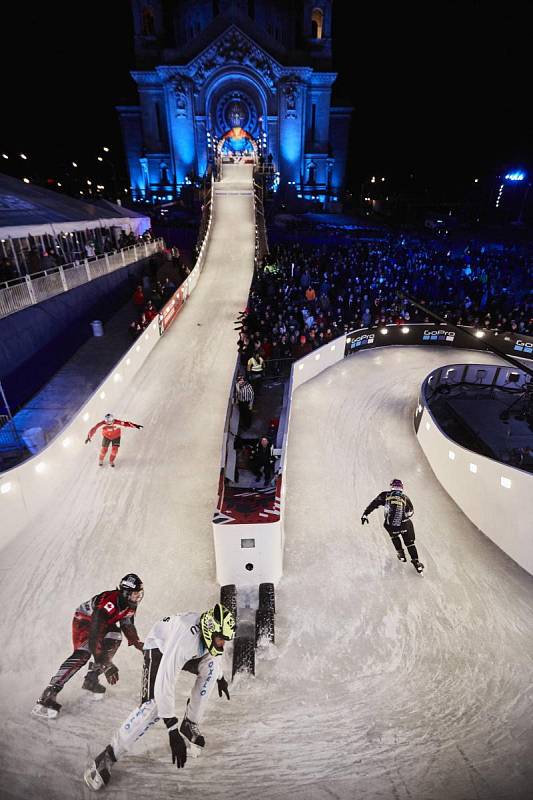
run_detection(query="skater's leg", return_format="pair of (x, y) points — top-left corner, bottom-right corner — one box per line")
(109, 444), (119, 465)
(84, 631), (122, 692)
(389, 532), (406, 561)
(85, 699), (159, 791)
(109, 699), (160, 759)
(99, 445), (109, 465)
(401, 521), (419, 562)
(37, 648), (91, 706)
(92, 631), (122, 673)
(186, 653), (220, 724)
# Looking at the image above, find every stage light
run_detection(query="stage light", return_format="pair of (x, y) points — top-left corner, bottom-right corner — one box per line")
(72, 161), (78, 167)
(474, 330), (485, 338)
(501, 477), (512, 488)
(2, 153), (8, 159)
(0, 482), (12, 494)
(23, 178), (30, 183)
(401, 326), (410, 334)
(35, 462), (47, 474)
(62, 437), (71, 448)
(469, 463), (477, 473)
(448, 450), (455, 460)
(380, 328), (388, 335)
(20, 153), (27, 160)
(99, 391), (106, 399)
(504, 170), (526, 182)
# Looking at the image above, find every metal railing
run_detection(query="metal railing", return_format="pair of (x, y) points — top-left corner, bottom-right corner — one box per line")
(0, 239), (164, 320)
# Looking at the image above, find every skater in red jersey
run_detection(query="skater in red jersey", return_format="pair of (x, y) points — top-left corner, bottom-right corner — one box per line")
(32, 574), (145, 719)
(85, 413), (143, 467)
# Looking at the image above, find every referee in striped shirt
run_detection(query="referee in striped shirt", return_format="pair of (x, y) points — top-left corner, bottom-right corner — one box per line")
(234, 375), (254, 430)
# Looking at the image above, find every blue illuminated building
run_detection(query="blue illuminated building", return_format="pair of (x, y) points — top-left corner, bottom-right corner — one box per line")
(118, 1), (352, 205)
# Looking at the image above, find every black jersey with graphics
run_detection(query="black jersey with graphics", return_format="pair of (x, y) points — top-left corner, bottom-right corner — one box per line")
(363, 490), (414, 530)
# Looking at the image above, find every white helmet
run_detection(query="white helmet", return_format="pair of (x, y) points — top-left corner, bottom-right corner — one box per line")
(104, 413), (114, 424)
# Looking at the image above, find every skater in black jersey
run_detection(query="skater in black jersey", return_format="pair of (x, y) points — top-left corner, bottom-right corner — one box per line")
(361, 479), (424, 574)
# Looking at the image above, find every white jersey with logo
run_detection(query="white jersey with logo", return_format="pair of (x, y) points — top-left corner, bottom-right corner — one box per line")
(144, 612), (206, 719)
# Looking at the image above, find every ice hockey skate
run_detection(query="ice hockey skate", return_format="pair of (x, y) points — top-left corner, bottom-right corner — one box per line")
(180, 706), (205, 757)
(412, 559), (424, 575)
(82, 668), (106, 699)
(31, 685), (62, 720)
(396, 551), (407, 562)
(84, 745), (116, 791)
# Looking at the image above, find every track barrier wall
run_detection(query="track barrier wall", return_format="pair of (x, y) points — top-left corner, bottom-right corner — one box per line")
(415, 364), (533, 575)
(0, 182), (214, 551)
(214, 323), (533, 585)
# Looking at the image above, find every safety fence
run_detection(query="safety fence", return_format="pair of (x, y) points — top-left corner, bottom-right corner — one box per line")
(0, 239), (164, 320)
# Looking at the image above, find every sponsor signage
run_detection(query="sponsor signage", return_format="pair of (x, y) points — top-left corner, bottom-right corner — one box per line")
(349, 333), (375, 349)
(422, 329), (455, 343)
(513, 339), (533, 354)
(159, 286), (187, 334)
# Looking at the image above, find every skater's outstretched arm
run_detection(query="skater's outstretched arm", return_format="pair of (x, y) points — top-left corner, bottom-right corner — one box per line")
(361, 492), (387, 523)
(115, 419), (143, 430)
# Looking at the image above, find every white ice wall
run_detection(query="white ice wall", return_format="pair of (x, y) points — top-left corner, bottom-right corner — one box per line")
(0, 205), (214, 551)
(416, 395), (533, 576)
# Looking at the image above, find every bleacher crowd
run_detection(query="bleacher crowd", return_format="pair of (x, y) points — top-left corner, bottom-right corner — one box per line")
(236, 235), (533, 371)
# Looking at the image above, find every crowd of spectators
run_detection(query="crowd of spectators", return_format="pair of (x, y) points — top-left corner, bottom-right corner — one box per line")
(0, 228), (155, 283)
(231, 231), (532, 487)
(235, 235), (533, 371)
(128, 247), (191, 339)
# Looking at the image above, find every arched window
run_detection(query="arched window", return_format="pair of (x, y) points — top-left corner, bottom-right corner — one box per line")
(142, 6), (155, 36)
(160, 163), (169, 185)
(307, 162), (317, 184)
(311, 8), (323, 39)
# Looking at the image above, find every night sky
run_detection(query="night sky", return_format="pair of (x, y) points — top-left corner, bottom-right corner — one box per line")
(1, 1), (532, 196)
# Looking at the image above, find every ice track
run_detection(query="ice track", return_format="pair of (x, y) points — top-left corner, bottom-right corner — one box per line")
(1, 173), (532, 797)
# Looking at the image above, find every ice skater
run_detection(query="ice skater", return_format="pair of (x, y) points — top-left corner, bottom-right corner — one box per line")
(85, 413), (143, 467)
(361, 479), (424, 574)
(84, 603), (236, 791)
(32, 574), (145, 719)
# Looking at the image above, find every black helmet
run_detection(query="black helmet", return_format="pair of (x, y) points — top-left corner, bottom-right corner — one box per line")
(118, 573), (144, 609)
(390, 478), (404, 490)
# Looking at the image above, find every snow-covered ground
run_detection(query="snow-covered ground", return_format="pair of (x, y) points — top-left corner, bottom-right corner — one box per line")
(1, 166), (532, 799)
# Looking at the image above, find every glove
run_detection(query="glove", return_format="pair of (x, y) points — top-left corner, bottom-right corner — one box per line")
(164, 718), (187, 769)
(103, 663), (119, 685)
(85, 436), (91, 444)
(217, 676), (230, 700)
(361, 515), (369, 525)
(134, 424), (143, 429)
(133, 640), (144, 652)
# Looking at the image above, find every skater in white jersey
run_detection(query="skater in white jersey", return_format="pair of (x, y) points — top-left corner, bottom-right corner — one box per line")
(84, 603), (236, 790)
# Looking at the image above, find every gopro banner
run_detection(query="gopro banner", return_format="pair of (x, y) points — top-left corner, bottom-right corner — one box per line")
(513, 338), (533, 354)
(347, 332), (375, 351)
(422, 329), (455, 343)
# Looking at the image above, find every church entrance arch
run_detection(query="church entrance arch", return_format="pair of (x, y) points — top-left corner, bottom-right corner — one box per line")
(217, 99), (257, 162)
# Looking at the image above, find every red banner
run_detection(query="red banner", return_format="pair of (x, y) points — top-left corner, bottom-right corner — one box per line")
(159, 282), (189, 335)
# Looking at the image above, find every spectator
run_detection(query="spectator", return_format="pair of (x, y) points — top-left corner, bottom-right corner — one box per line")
(144, 300), (158, 324)
(251, 436), (276, 487)
(247, 351), (265, 388)
(234, 374), (254, 430)
(133, 285), (145, 312)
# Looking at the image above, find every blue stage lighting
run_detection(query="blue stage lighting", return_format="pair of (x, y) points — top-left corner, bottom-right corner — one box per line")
(504, 170), (526, 182)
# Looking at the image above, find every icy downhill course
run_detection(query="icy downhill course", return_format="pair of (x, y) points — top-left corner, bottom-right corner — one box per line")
(1, 204), (532, 798)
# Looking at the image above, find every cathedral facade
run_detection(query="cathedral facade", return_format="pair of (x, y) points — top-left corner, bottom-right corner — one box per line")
(119, 0), (351, 204)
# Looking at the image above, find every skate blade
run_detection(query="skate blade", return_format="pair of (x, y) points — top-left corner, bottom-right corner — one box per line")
(31, 703), (59, 720)
(82, 689), (105, 701)
(184, 740), (204, 758)
(84, 763), (105, 791)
